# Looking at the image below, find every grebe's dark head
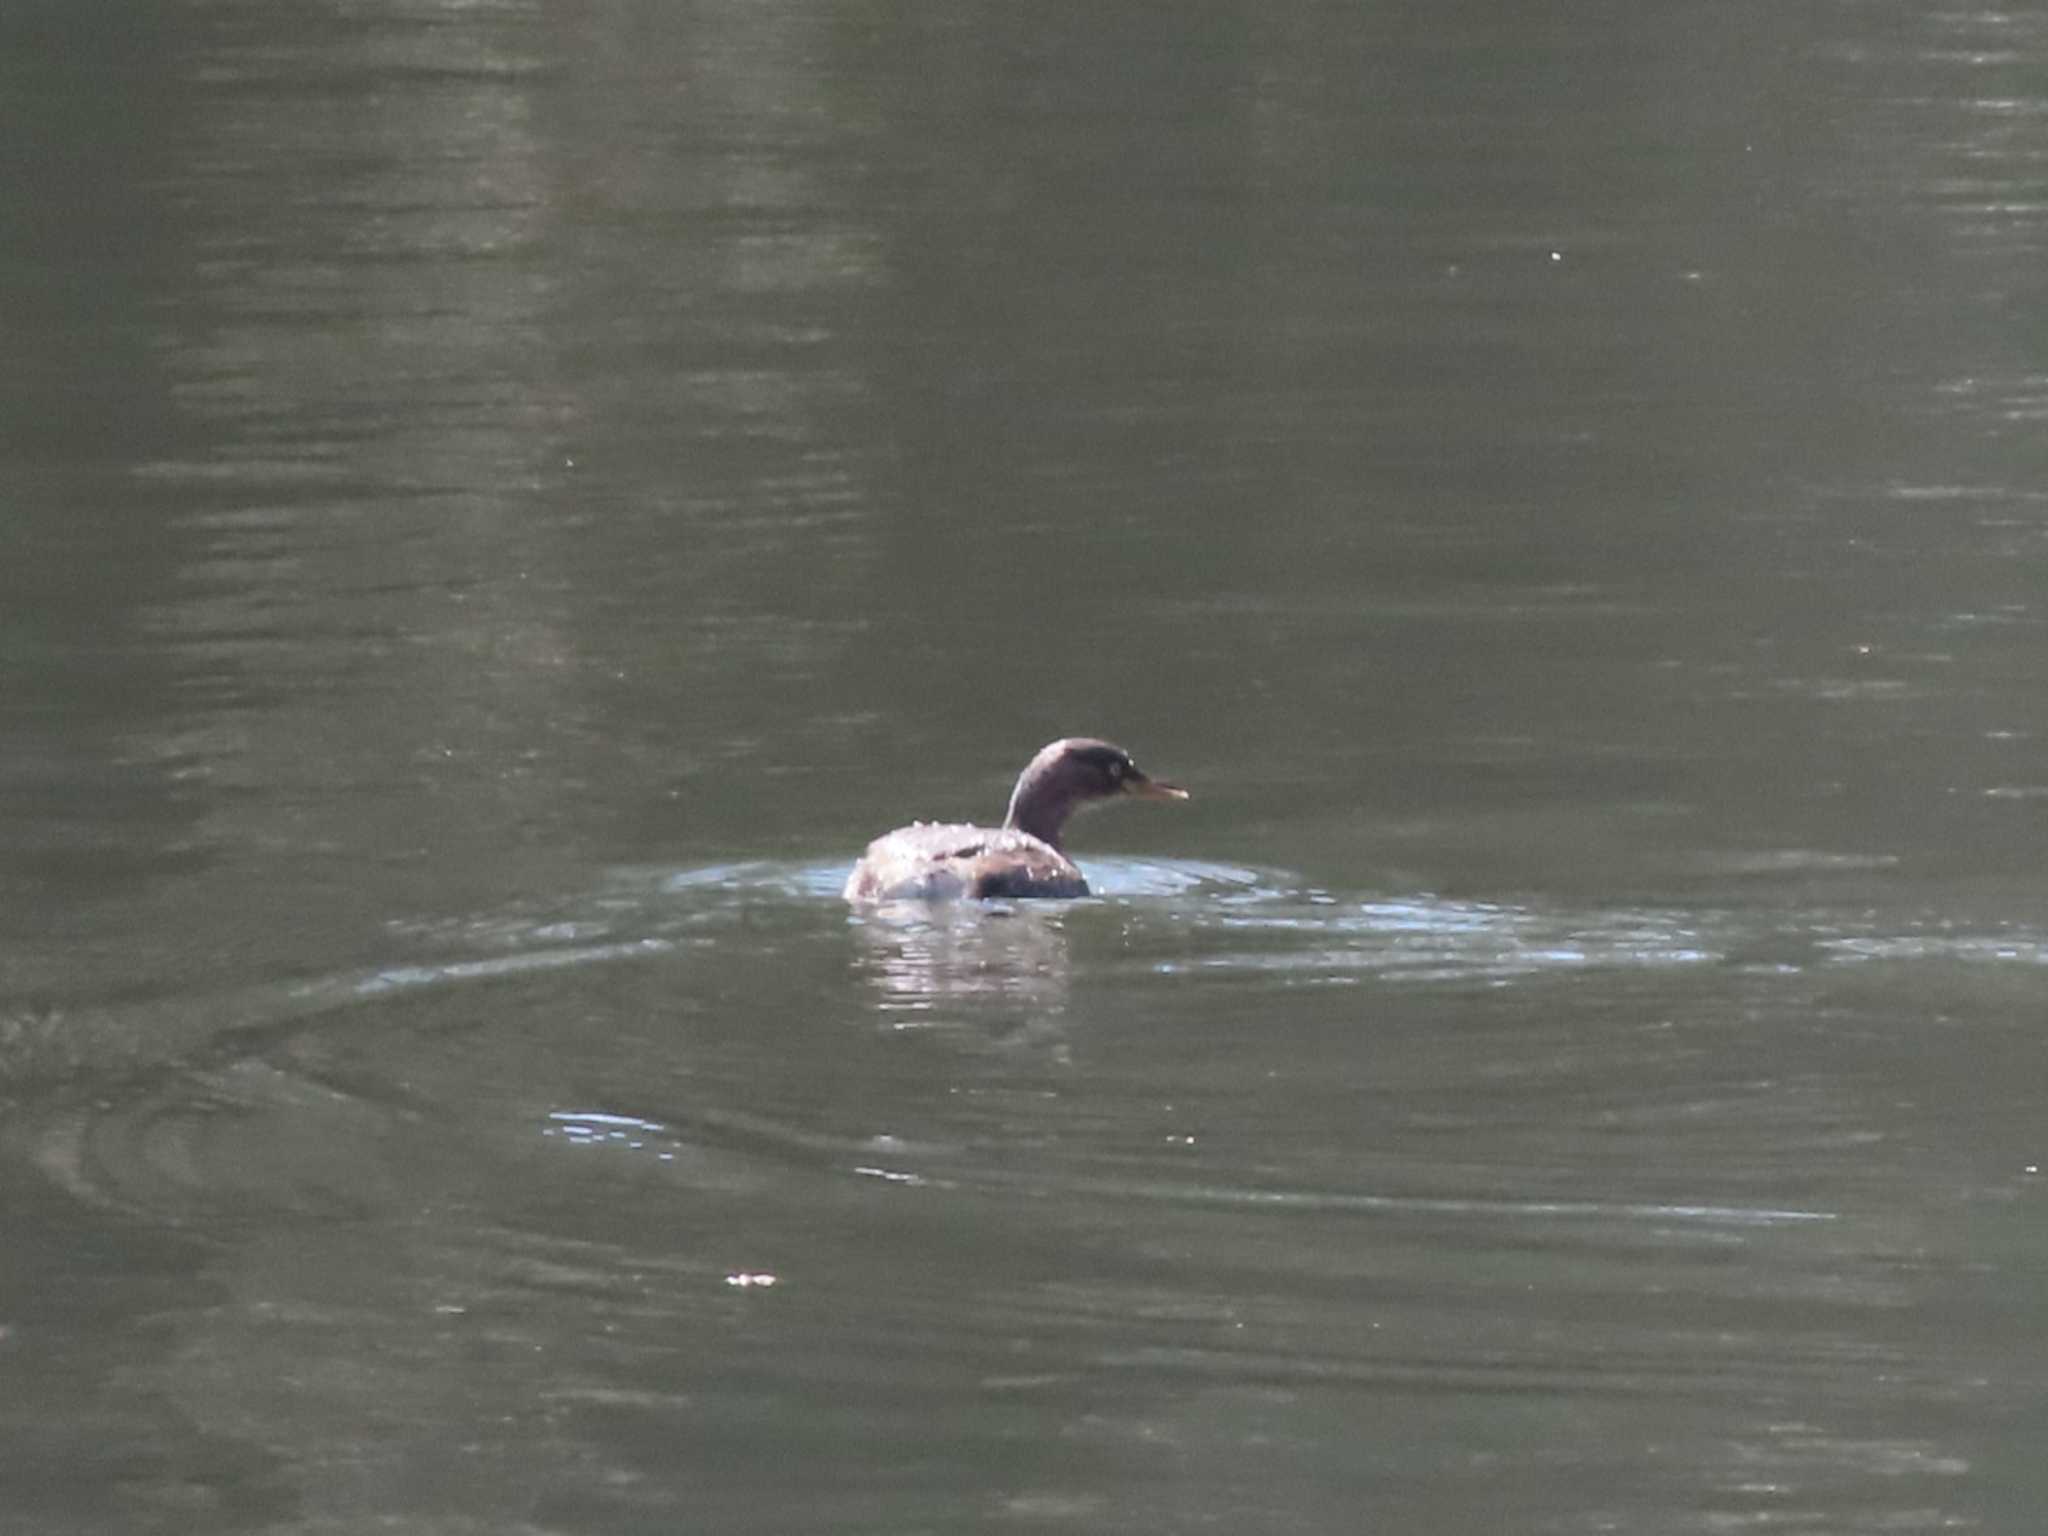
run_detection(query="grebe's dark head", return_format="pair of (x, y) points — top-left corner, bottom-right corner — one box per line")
(1002, 738), (1188, 848)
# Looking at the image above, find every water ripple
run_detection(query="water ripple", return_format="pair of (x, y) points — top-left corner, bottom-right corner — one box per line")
(15, 856), (2048, 1094)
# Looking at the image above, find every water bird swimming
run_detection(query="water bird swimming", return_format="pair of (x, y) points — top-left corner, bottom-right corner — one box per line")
(843, 738), (1189, 901)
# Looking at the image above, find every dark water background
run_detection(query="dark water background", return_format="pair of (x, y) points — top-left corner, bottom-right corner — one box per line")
(6, 2), (2048, 1531)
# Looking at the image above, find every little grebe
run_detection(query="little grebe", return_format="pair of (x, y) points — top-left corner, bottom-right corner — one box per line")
(843, 738), (1189, 901)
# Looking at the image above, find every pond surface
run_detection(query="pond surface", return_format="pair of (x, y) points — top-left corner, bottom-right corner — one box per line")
(6, 1), (2048, 1531)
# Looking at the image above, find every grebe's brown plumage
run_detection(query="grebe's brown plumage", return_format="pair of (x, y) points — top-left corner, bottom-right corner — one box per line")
(843, 738), (1189, 902)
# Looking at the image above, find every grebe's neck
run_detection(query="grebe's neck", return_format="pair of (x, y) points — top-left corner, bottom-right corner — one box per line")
(1002, 752), (1079, 848)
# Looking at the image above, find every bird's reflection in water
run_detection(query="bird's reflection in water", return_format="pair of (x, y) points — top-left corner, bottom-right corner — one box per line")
(849, 901), (1074, 1026)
